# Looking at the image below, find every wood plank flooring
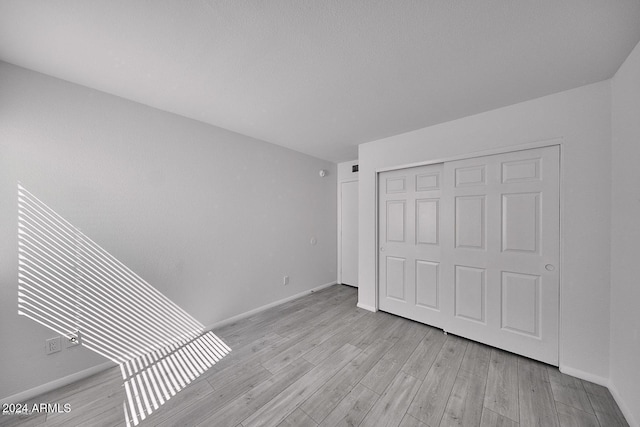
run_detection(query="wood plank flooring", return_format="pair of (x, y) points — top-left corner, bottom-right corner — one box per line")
(0, 285), (629, 427)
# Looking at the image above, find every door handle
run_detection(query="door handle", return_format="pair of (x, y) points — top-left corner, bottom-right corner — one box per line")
(545, 264), (555, 271)
(380, 247), (385, 252)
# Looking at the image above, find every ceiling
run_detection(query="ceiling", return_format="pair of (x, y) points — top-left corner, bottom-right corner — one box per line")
(1, 1), (639, 163)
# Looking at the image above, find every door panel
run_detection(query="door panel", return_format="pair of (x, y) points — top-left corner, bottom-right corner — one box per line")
(340, 180), (358, 286)
(386, 201), (406, 242)
(378, 146), (560, 365)
(454, 265), (486, 323)
(386, 257), (406, 301)
(502, 158), (541, 183)
(455, 165), (486, 186)
(416, 199), (439, 245)
(416, 173), (439, 191)
(501, 271), (540, 337)
(502, 192), (540, 253)
(416, 260), (439, 309)
(455, 196), (486, 250)
(386, 176), (406, 193)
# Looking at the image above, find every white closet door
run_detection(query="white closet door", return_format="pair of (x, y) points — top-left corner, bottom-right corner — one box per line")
(441, 145), (560, 364)
(340, 180), (359, 287)
(378, 146), (560, 365)
(378, 163), (444, 328)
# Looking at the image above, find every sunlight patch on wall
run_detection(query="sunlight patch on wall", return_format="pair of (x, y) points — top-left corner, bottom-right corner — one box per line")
(17, 184), (231, 425)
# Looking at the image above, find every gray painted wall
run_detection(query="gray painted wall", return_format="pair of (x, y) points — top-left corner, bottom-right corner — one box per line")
(611, 39), (640, 427)
(0, 62), (337, 399)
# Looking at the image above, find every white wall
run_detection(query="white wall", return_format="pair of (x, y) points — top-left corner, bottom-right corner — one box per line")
(611, 39), (640, 427)
(358, 81), (612, 380)
(337, 160), (359, 183)
(0, 61), (337, 400)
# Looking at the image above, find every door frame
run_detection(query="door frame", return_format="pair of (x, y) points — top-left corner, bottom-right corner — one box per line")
(374, 137), (564, 362)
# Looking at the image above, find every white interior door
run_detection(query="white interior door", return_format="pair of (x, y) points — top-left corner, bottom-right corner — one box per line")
(441, 146), (560, 364)
(340, 180), (359, 287)
(378, 163), (445, 328)
(378, 146), (560, 365)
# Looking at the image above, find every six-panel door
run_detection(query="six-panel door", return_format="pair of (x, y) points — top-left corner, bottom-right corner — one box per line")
(379, 163), (445, 329)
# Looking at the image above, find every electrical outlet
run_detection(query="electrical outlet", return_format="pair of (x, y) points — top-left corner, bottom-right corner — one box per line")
(283, 275), (289, 286)
(46, 336), (61, 355)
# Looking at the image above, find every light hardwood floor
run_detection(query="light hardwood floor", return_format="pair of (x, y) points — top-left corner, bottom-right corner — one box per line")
(0, 285), (629, 427)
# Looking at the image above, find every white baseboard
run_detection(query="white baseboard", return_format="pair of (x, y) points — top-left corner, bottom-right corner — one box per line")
(356, 302), (377, 312)
(608, 382), (639, 427)
(558, 365), (609, 388)
(0, 360), (115, 405)
(559, 366), (638, 427)
(206, 281), (338, 331)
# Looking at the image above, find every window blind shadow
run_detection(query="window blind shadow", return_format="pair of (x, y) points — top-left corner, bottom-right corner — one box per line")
(17, 184), (231, 425)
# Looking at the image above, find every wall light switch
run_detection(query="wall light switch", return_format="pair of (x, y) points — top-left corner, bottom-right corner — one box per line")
(283, 276), (289, 286)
